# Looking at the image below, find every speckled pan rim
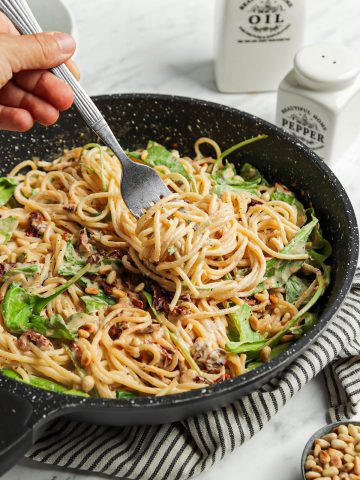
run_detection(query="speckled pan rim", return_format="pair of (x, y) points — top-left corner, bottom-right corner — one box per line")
(301, 420), (360, 479)
(0, 92), (358, 410)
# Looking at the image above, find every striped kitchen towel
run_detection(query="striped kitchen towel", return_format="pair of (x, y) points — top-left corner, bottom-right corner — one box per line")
(26, 270), (360, 480)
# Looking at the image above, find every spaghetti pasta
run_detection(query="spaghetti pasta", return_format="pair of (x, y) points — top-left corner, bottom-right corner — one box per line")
(0, 138), (331, 398)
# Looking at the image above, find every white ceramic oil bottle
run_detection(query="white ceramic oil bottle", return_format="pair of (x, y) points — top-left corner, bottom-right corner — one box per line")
(276, 43), (360, 165)
(215, 0), (307, 93)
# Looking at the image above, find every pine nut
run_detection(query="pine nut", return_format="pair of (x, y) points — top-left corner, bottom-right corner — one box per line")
(346, 447), (356, 456)
(260, 346), (271, 362)
(113, 288), (126, 298)
(323, 433), (338, 442)
(106, 270), (116, 285)
(78, 329), (90, 339)
(319, 451), (331, 464)
(339, 426), (349, 435)
(308, 456), (315, 461)
(332, 440), (348, 450)
(355, 457), (360, 475)
(330, 455), (342, 469)
(305, 460), (317, 470)
(317, 477), (331, 480)
(344, 454), (355, 463)
(305, 472), (321, 479)
(340, 474), (350, 480)
(314, 444), (322, 457)
(349, 475), (360, 480)
(140, 150), (149, 161)
(343, 463), (355, 472)
(355, 443), (360, 452)
(85, 286), (100, 295)
(329, 449), (344, 459)
(317, 439), (331, 449)
(349, 426), (359, 438)
(82, 375), (95, 392)
(313, 466), (323, 474)
(99, 265), (112, 274)
(333, 476), (340, 480)
(323, 467), (339, 476)
(134, 282), (145, 293)
(339, 435), (355, 443)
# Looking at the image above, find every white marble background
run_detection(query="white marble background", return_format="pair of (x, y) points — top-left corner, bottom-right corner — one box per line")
(4, 0), (360, 479)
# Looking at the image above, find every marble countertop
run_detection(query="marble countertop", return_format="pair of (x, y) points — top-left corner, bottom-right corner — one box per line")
(4, 0), (360, 479)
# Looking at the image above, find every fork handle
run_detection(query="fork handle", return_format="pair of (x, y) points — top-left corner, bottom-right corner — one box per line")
(0, 0), (131, 166)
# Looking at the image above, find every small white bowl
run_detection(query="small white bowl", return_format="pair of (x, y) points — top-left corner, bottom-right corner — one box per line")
(27, 0), (78, 44)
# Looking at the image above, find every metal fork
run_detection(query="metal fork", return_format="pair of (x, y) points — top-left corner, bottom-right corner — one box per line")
(0, 0), (171, 218)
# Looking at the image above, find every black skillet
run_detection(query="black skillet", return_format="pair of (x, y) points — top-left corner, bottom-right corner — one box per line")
(0, 94), (358, 476)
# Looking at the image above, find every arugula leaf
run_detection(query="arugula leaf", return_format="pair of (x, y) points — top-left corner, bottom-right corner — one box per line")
(285, 275), (310, 305)
(133, 141), (188, 178)
(290, 312), (318, 336)
(4, 264), (40, 279)
(263, 217), (318, 289)
(215, 135), (268, 165)
(2, 263), (90, 335)
(142, 290), (201, 374)
(30, 314), (74, 340)
(80, 277), (116, 309)
(58, 241), (85, 276)
(211, 138), (268, 197)
(116, 390), (138, 399)
(0, 217), (17, 244)
(66, 313), (98, 333)
(307, 211), (332, 268)
(226, 340), (267, 354)
(0, 177), (18, 206)
(81, 295), (109, 313)
(266, 271), (327, 348)
(228, 303), (263, 343)
(239, 163), (262, 183)
(270, 184), (306, 227)
(0, 368), (88, 396)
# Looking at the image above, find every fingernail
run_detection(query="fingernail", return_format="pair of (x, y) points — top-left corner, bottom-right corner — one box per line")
(50, 32), (76, 54)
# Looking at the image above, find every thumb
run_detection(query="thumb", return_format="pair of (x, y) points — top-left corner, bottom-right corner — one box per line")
(3, 32), (76, 73)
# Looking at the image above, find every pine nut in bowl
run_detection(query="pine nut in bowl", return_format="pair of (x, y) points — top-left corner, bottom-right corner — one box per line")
(301, 421), (360, 480)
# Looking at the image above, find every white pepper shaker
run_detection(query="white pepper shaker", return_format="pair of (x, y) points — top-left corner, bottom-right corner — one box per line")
(215, 0), (307, 93)
(276, 43), (360, 165)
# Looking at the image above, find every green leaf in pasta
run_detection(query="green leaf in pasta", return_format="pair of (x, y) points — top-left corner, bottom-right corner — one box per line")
(228, 303), (263, 343)
(116, 390), (138, 399)
(0, 177), (18, 206)
(1, 263), (90, 335)
(0, 217), (18, 244)
(263, 217), (318, 289)
(81, 295), (109, 313)
(285, 275), (310, 305)
(58, 240), (85, 276)
(131, 141), (188, 178)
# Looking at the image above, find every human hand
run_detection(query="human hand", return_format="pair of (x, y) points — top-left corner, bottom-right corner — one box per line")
(0, 13), (79, 132)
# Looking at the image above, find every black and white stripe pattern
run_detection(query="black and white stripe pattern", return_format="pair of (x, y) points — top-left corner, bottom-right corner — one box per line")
(27, 271), (360, 480)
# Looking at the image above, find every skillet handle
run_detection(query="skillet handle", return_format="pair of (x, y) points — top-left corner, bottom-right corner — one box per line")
(0, 389), (34, 476)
